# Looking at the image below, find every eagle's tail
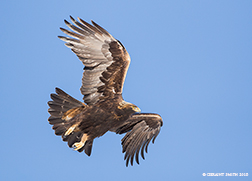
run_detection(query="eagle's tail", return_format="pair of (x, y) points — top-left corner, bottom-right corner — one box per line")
(47, 87), (93, 156)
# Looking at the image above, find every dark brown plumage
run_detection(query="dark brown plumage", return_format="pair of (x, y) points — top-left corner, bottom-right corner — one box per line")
(48, 16), (163, 166)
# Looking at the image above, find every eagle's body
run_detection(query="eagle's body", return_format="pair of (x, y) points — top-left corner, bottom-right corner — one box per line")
(48, 16), (163, 166)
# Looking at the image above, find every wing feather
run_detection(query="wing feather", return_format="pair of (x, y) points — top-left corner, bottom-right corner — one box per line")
(116, 113), (163, 166)
(59, 16), (130, 105)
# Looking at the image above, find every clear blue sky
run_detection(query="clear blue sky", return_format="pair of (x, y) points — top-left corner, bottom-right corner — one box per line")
(1, 0), (251, 180)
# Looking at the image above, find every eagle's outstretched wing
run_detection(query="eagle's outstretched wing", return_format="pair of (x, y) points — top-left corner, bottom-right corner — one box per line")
(116, 113), (163, 166)
(59, 16), (131, 105)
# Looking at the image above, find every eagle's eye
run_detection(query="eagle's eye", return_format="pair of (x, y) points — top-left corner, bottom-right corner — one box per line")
(131, 105), (141, 113)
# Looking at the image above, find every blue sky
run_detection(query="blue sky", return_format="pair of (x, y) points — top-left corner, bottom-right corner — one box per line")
(1, 0), (252, 180)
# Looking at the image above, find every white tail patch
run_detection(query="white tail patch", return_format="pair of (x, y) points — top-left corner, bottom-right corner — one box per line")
(72, 134), (89, 150)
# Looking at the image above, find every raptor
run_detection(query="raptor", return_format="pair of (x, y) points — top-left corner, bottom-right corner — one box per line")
(48, 16), (163, 166)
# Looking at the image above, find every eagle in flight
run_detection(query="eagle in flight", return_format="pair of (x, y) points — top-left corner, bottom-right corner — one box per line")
(48, 16), (163, 166)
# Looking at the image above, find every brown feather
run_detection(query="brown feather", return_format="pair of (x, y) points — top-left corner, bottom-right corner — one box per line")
(58, 17), (130, 105)
(118, 113), (163, 166)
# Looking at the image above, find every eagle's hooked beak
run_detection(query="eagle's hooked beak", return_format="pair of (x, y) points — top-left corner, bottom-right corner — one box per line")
(133, 106), (141, 113)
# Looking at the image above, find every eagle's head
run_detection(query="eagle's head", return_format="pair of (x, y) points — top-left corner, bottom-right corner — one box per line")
(130, 104), (141, 113)
(118, 100), (141, 113)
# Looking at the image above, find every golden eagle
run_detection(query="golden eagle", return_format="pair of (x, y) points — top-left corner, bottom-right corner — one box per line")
(48, 16), (163, 166)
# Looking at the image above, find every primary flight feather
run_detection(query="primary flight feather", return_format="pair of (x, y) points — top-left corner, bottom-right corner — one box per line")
(48, 16), (163, 166)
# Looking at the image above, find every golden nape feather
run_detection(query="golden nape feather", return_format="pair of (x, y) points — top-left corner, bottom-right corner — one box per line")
(48, 17), (163, 166)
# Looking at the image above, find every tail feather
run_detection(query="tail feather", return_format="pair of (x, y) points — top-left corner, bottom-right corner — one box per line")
(83, 140), (93, 156)
(54, 125), (67, 136)
(54, 87), (84, 107)
(48, 109), (64, 117)
(48, 101), (72, 113)
(48, 88), (94, 155)
(48, 87), (84, 123)
(48, 117), (62, 125)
